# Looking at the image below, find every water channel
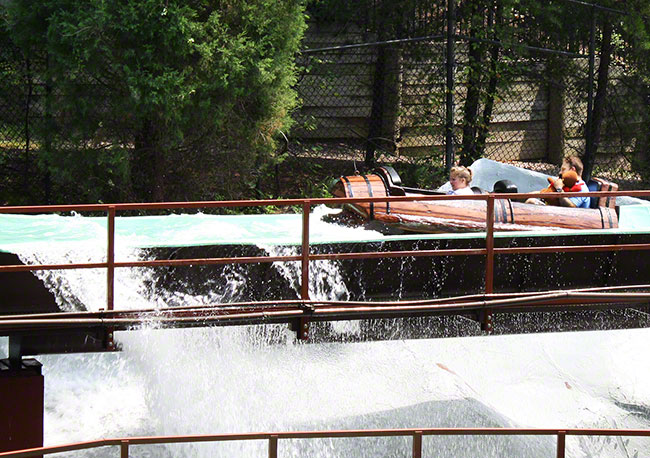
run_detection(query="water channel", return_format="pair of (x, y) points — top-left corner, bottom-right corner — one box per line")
(1, 208), (650, 457)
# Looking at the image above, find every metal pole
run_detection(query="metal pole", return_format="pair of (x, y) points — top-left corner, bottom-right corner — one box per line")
(301, 201), (311, 300)
(8, 335), (22, 369)
(107, 206), (116, 311)
(298, 201), (312, 341)
(585, 6), (596, 169)
(482, 195), (495, 332)
(106, 206), (116, 350)
(556, 431), (566, 458)
(412, 430), (423, 458)
(269, 435), (278, 458)
(485, 195), (495, 294)
(445, 0), (456, 172)
(120, 440), (129, 458)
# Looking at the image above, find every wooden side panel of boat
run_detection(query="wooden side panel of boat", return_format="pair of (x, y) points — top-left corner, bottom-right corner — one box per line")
(332, 172), (618, 231)
(510, 201), (617, 230)
(330, 173), (389, 220)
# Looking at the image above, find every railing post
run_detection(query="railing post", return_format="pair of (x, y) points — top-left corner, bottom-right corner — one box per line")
(412, 430), (423, 458)
(107, 206), (116, 311)
(269, 434), (278, 458)
(482, 195), (495, 333)
(301, 201), (311, 300)
(120, 439), (129, 458)
(485, 195), (494, 293)
(297, 201), (311, 340)
(556, 431), (566, 458)
(106, 206), (116, 350)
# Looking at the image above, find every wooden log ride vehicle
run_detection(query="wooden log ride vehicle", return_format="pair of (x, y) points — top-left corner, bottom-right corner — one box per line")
(330, 167), (619, 233)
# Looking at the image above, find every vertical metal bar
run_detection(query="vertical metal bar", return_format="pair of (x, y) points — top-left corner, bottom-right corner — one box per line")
(585, 6), (596, 165)
(301, 201), (311, 300)
(297, 201), (312, 341)
(107, 206), (116, 311)
(106, 206), (116, 350)
(445, 0), (456, 172)
(485, 195), (495, 294)
(481, 195), (495, 333)
(556, 431), (566, 458)
(121, 440), (129, 458)
(8, 335), (22, 368)
(412, 430), (423, 458)
(269, 435), (278, 458)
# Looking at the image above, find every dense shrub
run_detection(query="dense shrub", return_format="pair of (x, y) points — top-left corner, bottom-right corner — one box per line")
(2, 0), (306, 203)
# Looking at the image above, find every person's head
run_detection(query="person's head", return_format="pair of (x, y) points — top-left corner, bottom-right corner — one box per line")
(449, 166), (472, 190)
(561, 156), (584, 178)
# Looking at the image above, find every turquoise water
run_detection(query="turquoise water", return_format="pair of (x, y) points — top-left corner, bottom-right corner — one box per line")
(3, 205), (650, 457)
(2, 204), (650, 254)
(617, 204), (650, 230)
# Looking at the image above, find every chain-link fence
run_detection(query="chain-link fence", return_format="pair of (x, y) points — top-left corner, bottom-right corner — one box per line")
(1, 0), (649, 200)
(0, 41), (47, 202)
(0, 41), (129, 203)
(290, 0), (649, 189)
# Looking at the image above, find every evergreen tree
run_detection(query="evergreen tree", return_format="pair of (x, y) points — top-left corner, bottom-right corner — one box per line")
(3, 0), (306, 202)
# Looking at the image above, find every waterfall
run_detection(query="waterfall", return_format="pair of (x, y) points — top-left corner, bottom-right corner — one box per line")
(3, 212), (650, 457)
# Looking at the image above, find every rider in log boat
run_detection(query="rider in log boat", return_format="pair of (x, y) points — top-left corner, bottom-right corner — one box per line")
(329, 161), (619, 232)
(526, 156), (591, 208)
(447, 166), (475, 196)
(555, 156), (590, 208)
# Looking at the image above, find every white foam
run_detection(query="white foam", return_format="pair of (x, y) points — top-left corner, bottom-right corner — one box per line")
(7, 215), (650, 457)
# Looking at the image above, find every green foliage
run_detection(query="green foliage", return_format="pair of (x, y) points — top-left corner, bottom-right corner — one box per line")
(392, 160), (447, 190)
(454, 0), (650, 169)
(2, 0), (307, 203)
(306, 0), (362, 23)
(457, 0), (514, 165)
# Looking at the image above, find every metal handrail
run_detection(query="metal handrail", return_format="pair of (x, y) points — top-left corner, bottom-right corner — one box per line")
(2, 195), (650, 456)
(2, 191), (650, 335)
(2, 426), (650, 458)
(2, 290), (650, 335)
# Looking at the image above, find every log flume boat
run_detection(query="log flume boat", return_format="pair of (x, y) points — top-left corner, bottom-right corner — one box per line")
(330, 166), (618, 233)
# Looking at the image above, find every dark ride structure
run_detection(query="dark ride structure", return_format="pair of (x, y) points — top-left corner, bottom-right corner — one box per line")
(1, 182), (650, 455)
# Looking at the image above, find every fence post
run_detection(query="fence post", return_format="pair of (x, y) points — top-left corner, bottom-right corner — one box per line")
(445, 0), (456, 172)
(121, 440), (129, 458)
(485, 195), (494, 294)
(107, 206), (116, 311)
(269, 435), (278, 458)
(297, 201), (311, 340)
(412, 430), (423, 458)
(556, 431), (566, 458)
(547, 66), (566, 166)
(301, 201), (311, 300)
(365, 44), (386, 167)
(482, 195), (495, 333)
(106, 206), (116, 350)
(584, 5), (596, 181)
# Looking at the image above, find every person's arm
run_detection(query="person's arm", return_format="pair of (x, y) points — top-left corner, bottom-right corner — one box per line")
(557, 196), (577, 208)
(550, 184), (577, 208)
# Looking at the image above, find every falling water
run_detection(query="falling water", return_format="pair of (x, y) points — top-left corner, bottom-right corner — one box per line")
(2, 211), (650, 457)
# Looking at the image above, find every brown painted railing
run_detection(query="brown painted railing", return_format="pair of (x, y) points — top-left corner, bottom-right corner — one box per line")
(2, 190), (650, 337)
(2, 194), (650, 456)
(1, 426), (650, 457)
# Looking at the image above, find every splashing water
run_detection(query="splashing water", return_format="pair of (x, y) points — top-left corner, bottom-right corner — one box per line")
(3, 212), (650, 457)
(262, 244), (361, 336)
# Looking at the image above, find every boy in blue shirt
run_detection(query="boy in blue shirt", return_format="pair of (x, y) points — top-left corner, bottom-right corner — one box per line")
(553, 156), (590, 208)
